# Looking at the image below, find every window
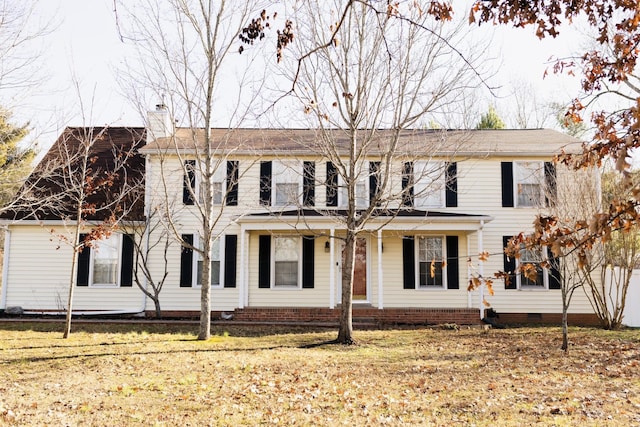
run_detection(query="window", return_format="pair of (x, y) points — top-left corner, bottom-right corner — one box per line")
(413, 161), (445, 208)
(92, 234), (121, 286)
(519, 245), (544, 288)
(403, 235), (459, 290)
(418, 237), (444, 288)
(339, 179), (367, 208)
(196, 238), (221, 287)
(180, 234), (237, 288)
(273, 161), (301, 207)
(274, 236), (300, 287)
(502, 235), (561, 290)
(515, 161), (543, 207)
(76, 233), (134, 287)
(183, 160), (238, 206)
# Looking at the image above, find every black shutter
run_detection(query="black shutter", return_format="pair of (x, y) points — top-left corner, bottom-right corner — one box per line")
(76, 234), (90, 286)
(446, 235), (459, 289)
(445, 162), (458, 208)
(503, 236), (517, 289)
(549, 254), (561, 289)
(303, 161), (315, 207)
(224, 235), (237, 288)
(326, 162), (338, 207)
(501, 162), (514, 207)
(369, 161), (380, 206)
(120, 234), (134, 287)
(402, 162), (414, 207)
(259, 161), (272, 206)
(302, 236), (315, 288)
(258, 235), (271, 288)
(544, 161), (557, 207)
(403, 236), (415, 289)
(183, 160), (196, 205)
(180, 234), (194, 287)
(226, 160), (239, 206)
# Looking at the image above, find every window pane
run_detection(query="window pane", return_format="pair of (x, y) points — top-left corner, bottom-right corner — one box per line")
(196, 239), (220, 286)
(212, 182), (223, 205)
(414, 161), (444, 208)
(275, 236), (298, 286)
(418, 237), (443, 287)
(275, 183), (299, 206)
(520, 246), (544, 287)
(93, 235), (119, 285)
(516, 162), (542, 207)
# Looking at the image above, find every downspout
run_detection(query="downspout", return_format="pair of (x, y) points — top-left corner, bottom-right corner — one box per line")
(139, 153), (152, 314)
(239, 226), (246, 309)
(478, 220), (485, 320)
(1, 226), (10, 310)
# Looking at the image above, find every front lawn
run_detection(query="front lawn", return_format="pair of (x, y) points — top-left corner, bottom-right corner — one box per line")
(1, 323), (639, 425)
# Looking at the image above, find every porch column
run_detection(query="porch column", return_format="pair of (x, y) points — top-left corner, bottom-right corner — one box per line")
(477, 220), (485, 319)
(329, 228), (335, 309)
(377, 229), (383, 309)
(238, 226), (246, 309)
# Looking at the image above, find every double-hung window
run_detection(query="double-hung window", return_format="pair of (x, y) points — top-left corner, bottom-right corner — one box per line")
(76, 233), (134, 288)
(274, 236), (300, 287)
(274, 160), (301, 207)
(403, 235), (459, 290)
(502, 235), (561, 290)
(515, 161), (543, 207)
(91, 234), (121, 286)
(519, 245), (545, 288)
(413, 161), (445, 208)
(418, 236), (445, 288)
(196, 238), (221, 287)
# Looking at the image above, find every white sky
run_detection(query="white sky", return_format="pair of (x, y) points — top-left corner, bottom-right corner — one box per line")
(12, 0), (584, 150)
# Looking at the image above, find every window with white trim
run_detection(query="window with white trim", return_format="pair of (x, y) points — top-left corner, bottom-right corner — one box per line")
(338, 163), (369, 208)
(418, 236), (445, 288)
(91, 234), (121, 286)
(273, 236), (300, 287)
(515, 161), (543, 207)
(414, 161), (445, 208)
(518, 245), (546, 288)
(196, 237), (221, 287)
(273, 160), (301, 207)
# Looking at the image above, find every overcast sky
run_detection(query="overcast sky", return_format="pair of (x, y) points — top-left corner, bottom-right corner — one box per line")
(12, 0), (583, 149)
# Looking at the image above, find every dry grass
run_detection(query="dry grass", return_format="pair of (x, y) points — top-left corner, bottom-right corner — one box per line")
(1, 322), (639, 426)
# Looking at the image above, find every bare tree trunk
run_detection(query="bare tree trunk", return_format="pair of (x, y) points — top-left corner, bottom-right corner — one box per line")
(63, 238), (80, 339)
(337, 232), (356, 344)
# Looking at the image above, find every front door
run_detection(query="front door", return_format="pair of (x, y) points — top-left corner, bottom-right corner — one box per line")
(340, 238), (367, 301)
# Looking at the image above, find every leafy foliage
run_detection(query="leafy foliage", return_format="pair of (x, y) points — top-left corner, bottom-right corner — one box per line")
(0, 109), (33, 207)
(476, 105), (506, 129)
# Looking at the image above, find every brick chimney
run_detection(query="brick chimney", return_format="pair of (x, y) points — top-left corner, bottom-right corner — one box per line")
(146, 103), (173, 142)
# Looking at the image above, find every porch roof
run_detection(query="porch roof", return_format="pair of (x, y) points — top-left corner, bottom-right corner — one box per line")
(233, 208), (493, 232)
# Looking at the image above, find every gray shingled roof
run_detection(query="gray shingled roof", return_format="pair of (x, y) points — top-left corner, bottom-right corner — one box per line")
(141, 128), (583, 157)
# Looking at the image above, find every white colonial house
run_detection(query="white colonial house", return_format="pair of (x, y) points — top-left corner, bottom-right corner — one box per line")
(0, 108), (601, 325)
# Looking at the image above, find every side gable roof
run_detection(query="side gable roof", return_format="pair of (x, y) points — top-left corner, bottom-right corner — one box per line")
(141, 128), (583, 158)
(2, 127), (146, 222)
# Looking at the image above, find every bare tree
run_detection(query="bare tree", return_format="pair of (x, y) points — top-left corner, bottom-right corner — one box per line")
(11, 125), (145, 337)
(120, 205), (172, 319)
(274, 1), (486, 344)
(116, 0), (264, 340)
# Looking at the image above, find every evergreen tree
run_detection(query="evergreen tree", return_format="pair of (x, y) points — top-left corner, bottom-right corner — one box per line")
(0, 110), (33, 207)
(476, 105), (506, 129)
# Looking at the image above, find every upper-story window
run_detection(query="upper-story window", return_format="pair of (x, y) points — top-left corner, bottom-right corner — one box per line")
(402, 161), (457, 208)
(501, 161), (556, 208)
(515, 161), (543, 207)
(183, 160), (239, 206)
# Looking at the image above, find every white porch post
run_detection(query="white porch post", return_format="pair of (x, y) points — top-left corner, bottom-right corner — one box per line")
(377, 229), (383, 309)
(238, 226), (246, 309)
(477, 220), (485, 319)
(329, 228), (335, 309)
